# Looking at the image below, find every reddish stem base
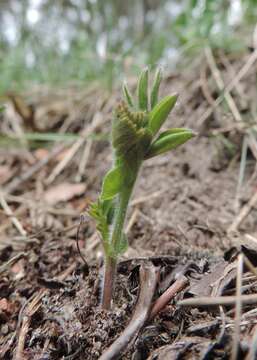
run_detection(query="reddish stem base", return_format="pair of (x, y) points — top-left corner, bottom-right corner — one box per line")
(101, 257), (117, 310)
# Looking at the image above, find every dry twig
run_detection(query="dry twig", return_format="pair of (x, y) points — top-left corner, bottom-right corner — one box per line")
(125, 208), (140, 234)
(228, 189), (257, 233)
(14, 290), (44, 360)
(218, 50), (247, 100)
(0, 252), (27, 276)
(231, 254), (244, 360)
(204, 46), (257, 159)
(200, 63), (215, 106)
(46, 112), (104, 184)
(1, 263), (77, 358)
(0, 192), (27, 236)
(76, 138), (93, 182)
(131, 188), (167, 206)
(204, 46), (242, 123)
(149, 275), (189, 321)
(13, 265), (76, 359)
(178, 293), (257, 307)
(5, 145), (63, 193)
(198, 48), (257, 126)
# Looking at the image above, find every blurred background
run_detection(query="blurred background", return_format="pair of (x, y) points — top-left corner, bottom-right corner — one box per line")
(0, 0), (256, 92)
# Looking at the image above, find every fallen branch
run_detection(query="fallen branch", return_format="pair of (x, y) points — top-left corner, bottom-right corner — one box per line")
(99, 263), (159, 360)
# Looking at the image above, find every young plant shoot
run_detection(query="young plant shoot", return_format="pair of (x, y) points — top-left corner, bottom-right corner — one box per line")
(89, 68), (195, 309)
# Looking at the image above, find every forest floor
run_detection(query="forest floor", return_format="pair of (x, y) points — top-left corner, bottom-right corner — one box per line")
(1, 48), (257, 359)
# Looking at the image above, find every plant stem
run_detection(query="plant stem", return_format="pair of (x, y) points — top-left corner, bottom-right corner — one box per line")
(101, 175), (137, 309)
(112, 184), (133, 251)
(102, 256), (117, 310)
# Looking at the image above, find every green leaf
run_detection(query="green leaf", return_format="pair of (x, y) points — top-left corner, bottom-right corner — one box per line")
(102, 199), (115, 225)
(137, 68), (149, 111)
(0, 106), (5, 113)
(88, 200), (110, 253)
(115, 233), (128, 255)
(122, 82), (134, 108)
(145, 128), (196, 159)
(88, 198), (118, 257)
(154, 128), (190, 140)
(148, 94), (178, 135)
(101, 166), (123, 200)
(150, 68), (162, 109)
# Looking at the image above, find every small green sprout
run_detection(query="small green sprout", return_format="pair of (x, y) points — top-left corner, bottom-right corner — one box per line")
(89, 68), (196, 309)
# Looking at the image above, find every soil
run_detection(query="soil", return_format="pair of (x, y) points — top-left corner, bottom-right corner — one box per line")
(1, 51), (257, 359)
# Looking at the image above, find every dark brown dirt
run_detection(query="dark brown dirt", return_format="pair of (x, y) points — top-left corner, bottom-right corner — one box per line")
(1, 51), (257, 359)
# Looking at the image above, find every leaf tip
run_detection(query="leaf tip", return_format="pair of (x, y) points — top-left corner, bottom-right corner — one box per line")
(137, 67), (149, 111)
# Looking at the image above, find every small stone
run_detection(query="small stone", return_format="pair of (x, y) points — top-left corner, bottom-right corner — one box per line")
(1, 324), (9, 335)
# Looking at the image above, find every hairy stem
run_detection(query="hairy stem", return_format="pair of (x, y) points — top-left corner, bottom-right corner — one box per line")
(112, 184), (134, 251)
(101, 173), (137, 309)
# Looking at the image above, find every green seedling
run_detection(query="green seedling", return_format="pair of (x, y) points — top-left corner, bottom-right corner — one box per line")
(89, 68), (196, 309)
